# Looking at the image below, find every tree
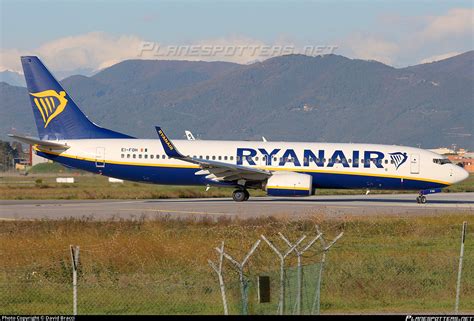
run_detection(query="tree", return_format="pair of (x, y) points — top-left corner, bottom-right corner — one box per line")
(0, 140), (19, 171)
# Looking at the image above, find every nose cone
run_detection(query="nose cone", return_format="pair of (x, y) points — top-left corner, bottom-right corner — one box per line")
(453, 165), (469, 184)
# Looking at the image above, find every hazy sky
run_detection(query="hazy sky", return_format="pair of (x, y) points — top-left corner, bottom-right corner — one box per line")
(1, 0), (473, 73)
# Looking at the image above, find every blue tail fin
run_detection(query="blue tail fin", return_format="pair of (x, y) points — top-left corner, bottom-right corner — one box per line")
(21, 56), (133, 140)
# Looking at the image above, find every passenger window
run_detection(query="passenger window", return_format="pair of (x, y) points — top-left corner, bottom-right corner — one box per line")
(273, 157), (277, 161)
(230, 156), (234, 161)
(144, 154), (148, 159)
(150, 155), (154, 159)
(255, 157), (259, 161)
(138, 154), (142, 159)
(133, 154), (136, 159)
(121, 154), (124, 158)
(127, 154), (130, 158)
(206, 156), (209, 160)
(236, 156), (240, 161)
(212, 156), (216, 160)
(224, 156), (228, 160)
(348, 159), (352, 163)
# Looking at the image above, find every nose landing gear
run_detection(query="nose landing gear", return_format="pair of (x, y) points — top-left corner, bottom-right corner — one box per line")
(416, 188), (442, 204)
(232, 189), (250, 202)
(416, 195), (427, 204)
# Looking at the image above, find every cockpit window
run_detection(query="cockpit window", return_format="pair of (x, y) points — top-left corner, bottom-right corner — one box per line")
(433, 158), (451, 165)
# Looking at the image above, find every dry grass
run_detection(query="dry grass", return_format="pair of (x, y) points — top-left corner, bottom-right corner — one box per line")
(0, 213), (472, 314)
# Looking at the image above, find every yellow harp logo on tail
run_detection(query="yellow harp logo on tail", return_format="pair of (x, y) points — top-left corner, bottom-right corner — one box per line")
(30, 90), (68, 128)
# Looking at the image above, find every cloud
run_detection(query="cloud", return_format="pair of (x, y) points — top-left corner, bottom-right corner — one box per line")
(419, 8), (474, 41)
(1, 32), (311, 74)
(0, 32), (144, 73)
(419, 51), (461, 64)
(343, 7), (473, 66)
(345, 33), (399, 65)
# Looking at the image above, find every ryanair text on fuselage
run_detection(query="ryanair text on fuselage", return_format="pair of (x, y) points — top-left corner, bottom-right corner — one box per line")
(236, 148), (398, 168)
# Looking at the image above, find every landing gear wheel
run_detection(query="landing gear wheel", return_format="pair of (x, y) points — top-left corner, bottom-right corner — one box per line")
(416, 196), (421, 203)
(419, 195), (427, 204)
(243, 189), (250, 201)
(232, 189), (247, 202)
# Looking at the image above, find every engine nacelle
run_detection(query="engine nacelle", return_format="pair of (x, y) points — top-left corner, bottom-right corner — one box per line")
(265, 172), (313, 197)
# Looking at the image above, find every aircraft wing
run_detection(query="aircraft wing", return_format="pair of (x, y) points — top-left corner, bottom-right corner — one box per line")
(8, 134), (70, 149)
(155, 127), (271, 182)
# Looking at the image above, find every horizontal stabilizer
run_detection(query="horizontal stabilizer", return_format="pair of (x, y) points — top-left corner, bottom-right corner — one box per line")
(8, 134), (70, 149)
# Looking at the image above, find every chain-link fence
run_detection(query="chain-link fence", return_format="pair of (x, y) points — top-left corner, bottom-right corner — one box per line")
(0, 216), (472, 314)
(222, 263), (323, 315)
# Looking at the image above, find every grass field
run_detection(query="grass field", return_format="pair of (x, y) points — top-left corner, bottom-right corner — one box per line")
(0, 213), (472, 314)
(1, 171), (473, 200)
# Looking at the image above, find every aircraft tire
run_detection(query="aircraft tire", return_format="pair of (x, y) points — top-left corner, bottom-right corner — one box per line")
(232, 189), (247, 202)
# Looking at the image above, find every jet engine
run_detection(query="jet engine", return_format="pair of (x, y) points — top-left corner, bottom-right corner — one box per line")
(265, 172), (313, 196)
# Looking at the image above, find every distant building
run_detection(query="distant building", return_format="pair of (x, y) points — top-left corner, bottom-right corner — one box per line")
(447, 155), (474, 173)
(429, 147), (455, 155)
(29, 145), (50, 166)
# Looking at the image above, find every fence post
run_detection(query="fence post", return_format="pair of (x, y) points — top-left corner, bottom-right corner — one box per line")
(279, 232), (322, 315)
(311, 227), (343, 315)
(208, 241), (229, 315)
(70, 245), (80, 316)
(455, 221), (467, 314)
(217, 240), (261, 315)
(261, 234), (305, 315)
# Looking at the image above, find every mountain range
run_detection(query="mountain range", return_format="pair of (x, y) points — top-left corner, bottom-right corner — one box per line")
(1, 51), (473, 149)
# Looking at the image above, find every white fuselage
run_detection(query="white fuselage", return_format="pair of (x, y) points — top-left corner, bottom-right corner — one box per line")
(35, 139), (468, 191)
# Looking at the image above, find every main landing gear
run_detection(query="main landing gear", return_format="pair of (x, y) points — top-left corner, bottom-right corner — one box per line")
(232, 189), (250, 202)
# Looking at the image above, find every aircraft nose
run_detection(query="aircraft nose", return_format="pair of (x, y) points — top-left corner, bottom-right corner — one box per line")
(453, 165), (469, 183)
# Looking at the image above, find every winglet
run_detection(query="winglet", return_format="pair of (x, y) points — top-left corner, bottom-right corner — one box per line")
(155, 127), (183, 158)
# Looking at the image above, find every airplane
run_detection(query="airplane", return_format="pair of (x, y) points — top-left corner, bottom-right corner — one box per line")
(10, 56), (469, 203)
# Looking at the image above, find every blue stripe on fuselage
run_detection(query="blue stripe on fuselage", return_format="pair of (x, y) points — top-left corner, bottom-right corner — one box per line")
(37, 151), (448, 190)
